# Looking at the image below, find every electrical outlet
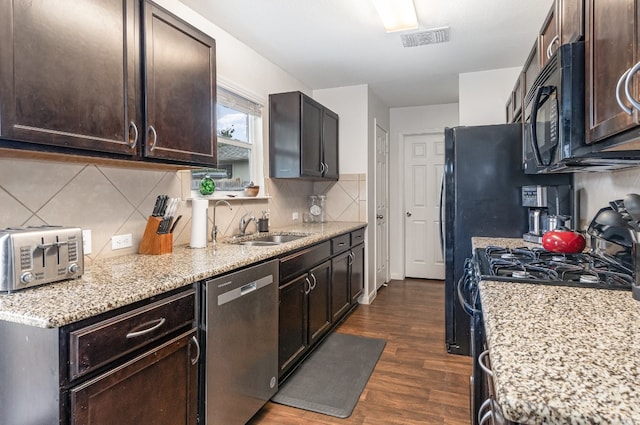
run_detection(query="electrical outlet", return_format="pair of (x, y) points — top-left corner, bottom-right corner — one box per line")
(82, 229), (92, 255)
(111, 233), (133, 250)
(292, 211), (299, 220)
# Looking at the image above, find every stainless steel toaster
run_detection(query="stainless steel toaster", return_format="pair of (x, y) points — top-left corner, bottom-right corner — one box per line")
(0, 226), (84, 293)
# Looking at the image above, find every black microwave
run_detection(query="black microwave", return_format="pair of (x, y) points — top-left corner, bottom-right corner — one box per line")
(523, 41), (588, 174)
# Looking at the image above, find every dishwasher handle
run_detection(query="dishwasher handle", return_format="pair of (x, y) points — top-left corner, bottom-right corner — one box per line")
(216, 274), (274, 306)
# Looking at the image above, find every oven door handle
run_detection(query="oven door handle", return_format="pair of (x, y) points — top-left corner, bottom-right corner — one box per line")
(530, 85), (557, 167)
(457, 275), (478, 316)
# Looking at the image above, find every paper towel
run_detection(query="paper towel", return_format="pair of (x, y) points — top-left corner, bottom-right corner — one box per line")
(190, 199), (208, 248)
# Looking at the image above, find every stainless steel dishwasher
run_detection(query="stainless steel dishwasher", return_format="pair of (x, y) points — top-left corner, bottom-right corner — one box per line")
(202, 260), (279, 425)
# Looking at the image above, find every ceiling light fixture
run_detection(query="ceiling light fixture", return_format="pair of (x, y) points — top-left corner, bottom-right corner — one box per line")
(372, 0), (419, 33)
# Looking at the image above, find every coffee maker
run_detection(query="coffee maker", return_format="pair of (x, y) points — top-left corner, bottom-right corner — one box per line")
(522, 185), (573, 243)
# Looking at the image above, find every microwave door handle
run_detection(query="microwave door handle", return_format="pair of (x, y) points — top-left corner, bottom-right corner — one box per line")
(624, 61), (640, 111)
(617, 67), (633, 114)
(530, 86), (551, 166)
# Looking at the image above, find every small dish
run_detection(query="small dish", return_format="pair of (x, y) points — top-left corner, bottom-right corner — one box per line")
(244, 186), (259, 197)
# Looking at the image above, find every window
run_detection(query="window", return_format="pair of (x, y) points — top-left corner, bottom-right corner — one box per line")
(191, 86), (263, 195)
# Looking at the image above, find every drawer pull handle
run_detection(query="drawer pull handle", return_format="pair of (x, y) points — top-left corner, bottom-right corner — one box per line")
(338, 242), (346, 246)
(478, 350), (493, 377)
(126, 317), (166, 338)
(190, 335), (200, 366)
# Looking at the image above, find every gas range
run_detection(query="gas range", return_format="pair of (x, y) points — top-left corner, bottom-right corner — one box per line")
(473, 245), (633, 290)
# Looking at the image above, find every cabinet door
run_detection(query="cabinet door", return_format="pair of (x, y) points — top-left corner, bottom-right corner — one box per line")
(143, 2), (216, 165)
(586, 0), (639, 143)
(539, 6), (558, 67)
(301, 95), (323, 177)
(331, 251), (351, 323)
(558, 0), (584, 44)
(278, 274), (308, 378)
(322, 108), (339, 180)
(69, 329), (198, 425)
(308, 261), (332, 346)
(350, 244), (365, 304)
(0, 0), (139, 155)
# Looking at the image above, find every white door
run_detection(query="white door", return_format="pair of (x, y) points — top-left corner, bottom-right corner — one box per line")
(375, 122), (389, 290)
(403, 131), (445, 279)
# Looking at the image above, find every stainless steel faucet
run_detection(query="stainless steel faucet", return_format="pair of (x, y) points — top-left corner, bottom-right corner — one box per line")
(238, 211), (257, 236)
(212, 200), (232, 245)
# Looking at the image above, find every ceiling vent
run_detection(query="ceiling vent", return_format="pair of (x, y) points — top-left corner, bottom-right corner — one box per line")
(401, 26), (450, 47)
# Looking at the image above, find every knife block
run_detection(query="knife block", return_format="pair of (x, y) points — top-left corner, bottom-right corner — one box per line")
(138, 216), (173, 255)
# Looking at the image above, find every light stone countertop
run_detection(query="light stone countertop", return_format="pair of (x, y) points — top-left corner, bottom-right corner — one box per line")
(473, 237), (640, 424)
(0, 222), (366, 328)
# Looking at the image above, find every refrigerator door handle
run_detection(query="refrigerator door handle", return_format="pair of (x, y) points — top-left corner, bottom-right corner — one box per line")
(439, 172), (445, 258)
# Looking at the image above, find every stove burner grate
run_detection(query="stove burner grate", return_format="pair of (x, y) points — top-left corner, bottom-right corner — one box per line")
(478, 246), (632, 290)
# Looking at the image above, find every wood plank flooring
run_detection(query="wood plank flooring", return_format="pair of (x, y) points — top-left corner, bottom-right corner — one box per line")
(248, 278), (472, 425)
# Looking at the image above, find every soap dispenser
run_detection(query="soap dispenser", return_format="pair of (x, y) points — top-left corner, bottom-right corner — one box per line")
(258, 211), (269, 232)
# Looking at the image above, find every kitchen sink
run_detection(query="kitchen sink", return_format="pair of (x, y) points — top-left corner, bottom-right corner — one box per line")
(231, 234), (308, 246)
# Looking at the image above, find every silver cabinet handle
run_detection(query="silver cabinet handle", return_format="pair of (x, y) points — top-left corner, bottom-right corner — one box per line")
(478, 398), (493, 425)
(624, 61), (640, 111)
(320, 162), (326, 174)
(190, 335), (200, 366)
(323, 162), (329, 174)
(309, 273), (317, 291)
(148, 125), (158, 151)
(126, 317), (166, 338)
(304, 277), (311, 295)
(546, 35), (559, 59)
(480, 409), (493, 425)
(348, 251), (354, 266)
(406, 211), (412, 217)
(616, 68), (633, 115)
(129, 121), (139, 148)
(478, 349), (494, 377)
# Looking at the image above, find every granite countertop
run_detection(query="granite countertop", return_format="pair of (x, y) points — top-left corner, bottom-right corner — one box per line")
(473, 237), (640, 423)
(0, 222), (366, 329)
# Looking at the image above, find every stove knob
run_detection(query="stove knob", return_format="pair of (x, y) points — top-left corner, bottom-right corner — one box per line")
(68, 263), (78, 274)
(20, 272), (34, 284)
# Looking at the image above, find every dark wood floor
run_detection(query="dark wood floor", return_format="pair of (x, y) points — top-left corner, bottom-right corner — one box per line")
(249, 279), (472, 425)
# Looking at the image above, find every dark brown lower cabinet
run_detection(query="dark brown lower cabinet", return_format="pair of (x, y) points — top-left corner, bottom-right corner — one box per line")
(307, 260), (332, 346)
(350, 243), (365, 303)
(0, 286), (198, 424)
(278, 260), (332, 380)
(331, 251), (351, 322)
(278, 274), (308, 377)
(69, 329), (198, 425)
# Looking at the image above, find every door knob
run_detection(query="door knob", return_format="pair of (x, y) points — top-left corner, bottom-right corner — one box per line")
(376, 215), (384, 219)
(406, 212), (412, 217)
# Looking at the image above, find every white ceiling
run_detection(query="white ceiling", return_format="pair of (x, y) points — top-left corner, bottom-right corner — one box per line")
(179, 0), (554, 107)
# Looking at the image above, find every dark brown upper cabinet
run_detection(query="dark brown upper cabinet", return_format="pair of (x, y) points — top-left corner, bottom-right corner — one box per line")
(558, 0), (584, 44)
(143, 3), (216, 165)
(0, 0), (216, 167)
(585, 0), (639, 144)
(269, 91), (339, 180)
(540, 0), (585, 68)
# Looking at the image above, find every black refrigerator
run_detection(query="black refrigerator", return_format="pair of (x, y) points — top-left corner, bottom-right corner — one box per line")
(443, 124), (572, 356)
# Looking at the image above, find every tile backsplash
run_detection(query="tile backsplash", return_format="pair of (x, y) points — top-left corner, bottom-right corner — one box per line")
(0, 157), (365, 261)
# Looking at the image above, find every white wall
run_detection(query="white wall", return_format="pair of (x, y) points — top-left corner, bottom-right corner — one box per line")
(389, 104), (459, 279)
(458, 67), (520, 126)
(313, 85), (369, 174)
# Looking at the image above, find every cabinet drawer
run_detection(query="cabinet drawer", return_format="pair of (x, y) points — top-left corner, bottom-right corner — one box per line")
(69, 288), (196, 381)
(331, 234), (350, 254)
(280, 241), (331, 283)
(351, 228), (365, 246)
